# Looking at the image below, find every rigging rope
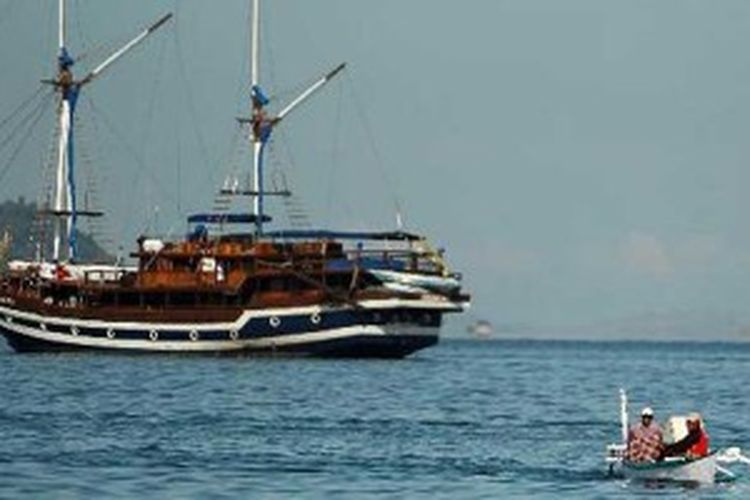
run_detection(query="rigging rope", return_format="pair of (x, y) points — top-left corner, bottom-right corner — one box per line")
(175, 104), (182, 216)
(76, 96), (113, 254)
(0, 89), (53, 159)
(0, 86), (47, 137)
(139, 32), (169, 167)
(323, 77), (345, 225)
(72, 0), (92, 57)
(343, 71), (404, 224)
(86, 95), (181, 213)
(0, 90), (54, 186)
(173, 3), (214, 187)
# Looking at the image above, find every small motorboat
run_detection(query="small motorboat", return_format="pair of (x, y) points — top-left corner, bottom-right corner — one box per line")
(605, 389), (749, 484)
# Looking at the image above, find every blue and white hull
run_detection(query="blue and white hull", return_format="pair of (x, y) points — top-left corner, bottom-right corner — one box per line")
(0, 299), (454, 357)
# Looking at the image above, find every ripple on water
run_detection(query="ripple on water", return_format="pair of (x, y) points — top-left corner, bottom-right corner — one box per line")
(0, 339), (749, 498)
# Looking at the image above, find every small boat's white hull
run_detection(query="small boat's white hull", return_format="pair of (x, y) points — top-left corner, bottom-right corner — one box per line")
(620, 454), (717, 484)
(368, 269), (461, 295)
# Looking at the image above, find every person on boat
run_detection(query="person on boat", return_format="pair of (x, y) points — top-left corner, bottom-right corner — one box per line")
(662, 413), (709, 459)
(627, 406), (663, 462)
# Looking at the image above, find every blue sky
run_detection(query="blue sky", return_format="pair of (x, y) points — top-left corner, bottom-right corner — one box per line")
(1, 0), (750, 339)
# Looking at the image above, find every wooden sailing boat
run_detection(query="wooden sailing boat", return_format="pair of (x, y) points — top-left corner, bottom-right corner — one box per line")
(0, 0), (469, 357)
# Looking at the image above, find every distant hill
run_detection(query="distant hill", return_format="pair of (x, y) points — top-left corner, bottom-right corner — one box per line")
(0, 197), (112, 265)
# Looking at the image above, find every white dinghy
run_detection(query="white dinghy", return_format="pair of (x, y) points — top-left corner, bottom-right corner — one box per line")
(605, 389), (749, 484)
(621, 453), (718, 483)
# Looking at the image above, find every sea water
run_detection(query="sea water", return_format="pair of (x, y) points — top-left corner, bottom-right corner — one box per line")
(0, 338), (748, 498)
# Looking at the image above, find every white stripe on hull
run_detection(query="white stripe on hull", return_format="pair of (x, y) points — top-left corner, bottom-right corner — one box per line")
(0, 298), (459, 332)
(0, 316), (438, 352)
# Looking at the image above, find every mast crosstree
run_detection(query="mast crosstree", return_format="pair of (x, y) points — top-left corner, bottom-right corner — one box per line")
(44, 0), (172, 262)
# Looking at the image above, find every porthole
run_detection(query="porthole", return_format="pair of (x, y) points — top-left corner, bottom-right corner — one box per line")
(269, 316), (281, 328)
(310, 312), (321, 325)
(107, 328), (116, 339)
(39, 323), (47, 331)
(189, 330), (199, 342)
(70, 325), (79, 336)
(149, 330), (159, 341)
(229, 329), (239, 341)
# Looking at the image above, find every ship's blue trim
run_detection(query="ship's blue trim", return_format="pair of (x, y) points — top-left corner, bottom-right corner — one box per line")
(251, 85), (270, 106)
(0, 325), (438, 358)
(187, 213), (272, 224)
(0, 307), (441, 343)
(326, 257), (406, 272)
(256, 130), (269, 235)
(264, 229), (424, 241)
(58, 47), (74, 70)
(250, 82), (273, 237)
(65, 85), (80, 260)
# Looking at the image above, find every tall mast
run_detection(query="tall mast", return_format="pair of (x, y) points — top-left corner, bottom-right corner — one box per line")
(46, 3), (172, 262)
(53, 0), (63, 260)
(53, 0), (72, 262)
(58, 0), (65, 50)
(251, 0), (259, 90)
(243, 0), (345, 237)
(250, 0), (264, 236)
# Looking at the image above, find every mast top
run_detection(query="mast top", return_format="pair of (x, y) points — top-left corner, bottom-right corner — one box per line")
(251, 0), (260, 89)
(58, 0), (65, 51)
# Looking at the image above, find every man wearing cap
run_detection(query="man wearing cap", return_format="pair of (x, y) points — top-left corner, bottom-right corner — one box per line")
(662, 413), (709, 459)
(627, 407), (663, 462)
